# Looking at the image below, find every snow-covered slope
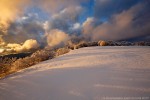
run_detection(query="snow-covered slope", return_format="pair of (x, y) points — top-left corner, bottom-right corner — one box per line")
(0, 46), (150, 100)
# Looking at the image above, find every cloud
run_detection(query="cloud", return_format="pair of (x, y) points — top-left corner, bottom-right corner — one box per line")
(0, 23), (7, 35)
(22, 39), (39, 50)
(6, 39), (39, 53)
(0, 0), (30, 27)
(47, 29), (69, 47)
(48, 6), (83, 32)
(82, 2), (150, 41)
(6, 43), (21, 49)
(3, 13), (45, 43)
(71, 23), (81, 31)
(82, 17), (101, 40)
(0, 0), (84, 43)
(94, 0), (141, 19)
(0, 0), (150, 47)
(1, 4), (84, 44)
(35, 0), (89, 14)
(83, 18), (95, 32)
(0, 0), (87, 45)
(0, 35), (5, 44)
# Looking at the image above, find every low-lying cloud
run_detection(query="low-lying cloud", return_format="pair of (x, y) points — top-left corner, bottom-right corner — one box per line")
(46, 29), (69, 48)
(6, 39), (39, 53)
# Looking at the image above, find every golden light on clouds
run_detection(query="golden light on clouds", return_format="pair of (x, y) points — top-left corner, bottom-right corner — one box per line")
(0, 0), (29, 27)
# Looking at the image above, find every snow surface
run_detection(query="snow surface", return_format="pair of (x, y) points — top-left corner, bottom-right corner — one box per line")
(0, 46), (150, 100)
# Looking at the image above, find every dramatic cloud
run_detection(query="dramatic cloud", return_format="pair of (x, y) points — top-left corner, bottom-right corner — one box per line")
(22, 39), (39, 50)
(0, 0), (30, 28)
(6, 39), (39, 53)
(0, 0), (86, 44)
(46, 6), (83, 33)
(94, 0), (141, 19)
(82, 2), (150, 41)
(3, 13), (45, 43)
(0, 0), (150, 51)
(82, 17), (98, 40)
(47, 29), (69, 47)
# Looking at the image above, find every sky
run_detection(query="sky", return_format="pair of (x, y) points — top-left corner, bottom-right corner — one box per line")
(0, 0), (150, 45)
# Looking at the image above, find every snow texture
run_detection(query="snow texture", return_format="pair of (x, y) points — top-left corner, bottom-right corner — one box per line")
(0, 46), (150, 100)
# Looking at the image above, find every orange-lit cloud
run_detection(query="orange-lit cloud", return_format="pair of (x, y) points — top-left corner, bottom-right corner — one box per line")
(6, 39), (39, 53)
(47, 29), (69, 47)
(0, 0), (30, 29)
